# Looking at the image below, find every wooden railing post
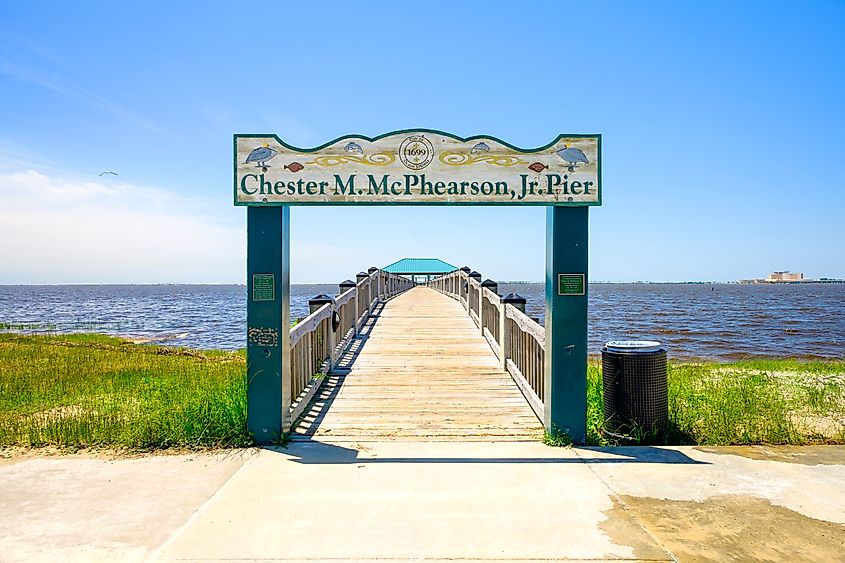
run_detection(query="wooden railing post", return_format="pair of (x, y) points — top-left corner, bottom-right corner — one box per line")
(500, 293), (526, 371)
(481, 279), (497, 335)
(366, 269), (374, 313)
(469, 270), (481, 323)
(499, 303), (508, 370)
(338, 279), (356, 345)
(478, 283), (484, 334)
(367, 267), (378, 307)
(309, 294), (335, 369)
(459, 267), (469, 308)
(356, 271), (368, 332)
(478, 278), (483, 326)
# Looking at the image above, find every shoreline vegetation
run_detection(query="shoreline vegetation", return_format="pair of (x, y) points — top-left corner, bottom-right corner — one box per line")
(1, 333), (843, 450)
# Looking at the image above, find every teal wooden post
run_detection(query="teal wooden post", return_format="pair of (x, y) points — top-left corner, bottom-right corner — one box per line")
(544, 206), (588, 443)
(246, 206), (291, 445)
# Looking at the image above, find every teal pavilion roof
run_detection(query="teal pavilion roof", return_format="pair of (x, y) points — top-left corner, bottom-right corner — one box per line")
(382, 258), (457, 275)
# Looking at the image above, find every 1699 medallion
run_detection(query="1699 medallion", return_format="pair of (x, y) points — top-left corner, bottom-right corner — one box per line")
(398, 135), (434, 170)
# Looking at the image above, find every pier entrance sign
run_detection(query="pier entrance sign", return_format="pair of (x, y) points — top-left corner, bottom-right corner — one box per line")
(237, 129), (601, 444)
(235, 131), (600, 205)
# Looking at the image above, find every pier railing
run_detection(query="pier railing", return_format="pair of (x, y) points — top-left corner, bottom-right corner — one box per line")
(428, 269), (546, 420)
(288, 268), (415, 422)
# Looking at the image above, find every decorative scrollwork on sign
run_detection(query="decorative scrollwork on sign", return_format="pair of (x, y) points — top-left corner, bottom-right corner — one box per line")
(305, 152), (396, 167)
(248, 327), (278, 347)
(439, 152), (528, 167)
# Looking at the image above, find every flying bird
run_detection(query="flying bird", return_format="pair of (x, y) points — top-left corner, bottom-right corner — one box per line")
(98, 171), (118, 176)
(555, 145), (589, 171)
(245, 145), (278, 168)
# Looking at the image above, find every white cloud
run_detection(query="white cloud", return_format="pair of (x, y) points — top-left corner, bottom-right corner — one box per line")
(0, 169), (244, 283)
(0, 168), (407, 285)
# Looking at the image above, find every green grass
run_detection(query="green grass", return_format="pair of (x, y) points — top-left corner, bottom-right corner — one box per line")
(542, 426), (573, 447)
(2, 333), (843, 450)
(586, 358), (845, 446)
(0, 333), (250, 450)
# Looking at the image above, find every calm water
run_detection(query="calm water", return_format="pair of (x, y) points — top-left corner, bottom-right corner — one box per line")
(1, 283), (843, 360)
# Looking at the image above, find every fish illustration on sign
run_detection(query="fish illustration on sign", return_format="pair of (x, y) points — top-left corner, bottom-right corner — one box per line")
(471, 142), (490, 154)
(528, 162), (548, 173)
(245, 145), (278, 170)
(555, 144), (589, 172)
(343, 141), (363, 154)
(285, 162), (304, 173)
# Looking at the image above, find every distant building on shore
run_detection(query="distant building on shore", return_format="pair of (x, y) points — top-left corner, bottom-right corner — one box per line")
(740, 271), (844, 284)
(767, 271), (804, 282)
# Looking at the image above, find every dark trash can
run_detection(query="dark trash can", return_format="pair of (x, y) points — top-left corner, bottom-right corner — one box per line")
(601, 340), (668, 434)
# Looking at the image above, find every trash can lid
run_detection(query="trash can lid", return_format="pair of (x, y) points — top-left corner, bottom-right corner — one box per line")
(605, 340), (661, 353)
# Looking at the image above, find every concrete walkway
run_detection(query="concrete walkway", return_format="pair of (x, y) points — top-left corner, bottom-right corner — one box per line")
(2, 443), (844, 562)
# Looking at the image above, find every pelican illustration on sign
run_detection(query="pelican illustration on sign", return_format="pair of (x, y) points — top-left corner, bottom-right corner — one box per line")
(245, 145), (278, 170)
(555, 145), (589, 172)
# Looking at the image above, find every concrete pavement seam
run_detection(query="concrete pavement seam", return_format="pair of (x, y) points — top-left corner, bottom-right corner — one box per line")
(148, 449), (258, 562)
(572, 447), (679, 563)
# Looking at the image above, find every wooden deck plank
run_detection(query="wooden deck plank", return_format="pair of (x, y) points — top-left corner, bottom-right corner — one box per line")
(292, 286), (544, 441)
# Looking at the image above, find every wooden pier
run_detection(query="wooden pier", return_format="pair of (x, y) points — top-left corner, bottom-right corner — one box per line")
(279, 265), (551, 442)
(293, 287), (543, 441)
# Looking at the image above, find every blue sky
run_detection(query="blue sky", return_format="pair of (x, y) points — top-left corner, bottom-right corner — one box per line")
(1, 1), (843, 283)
